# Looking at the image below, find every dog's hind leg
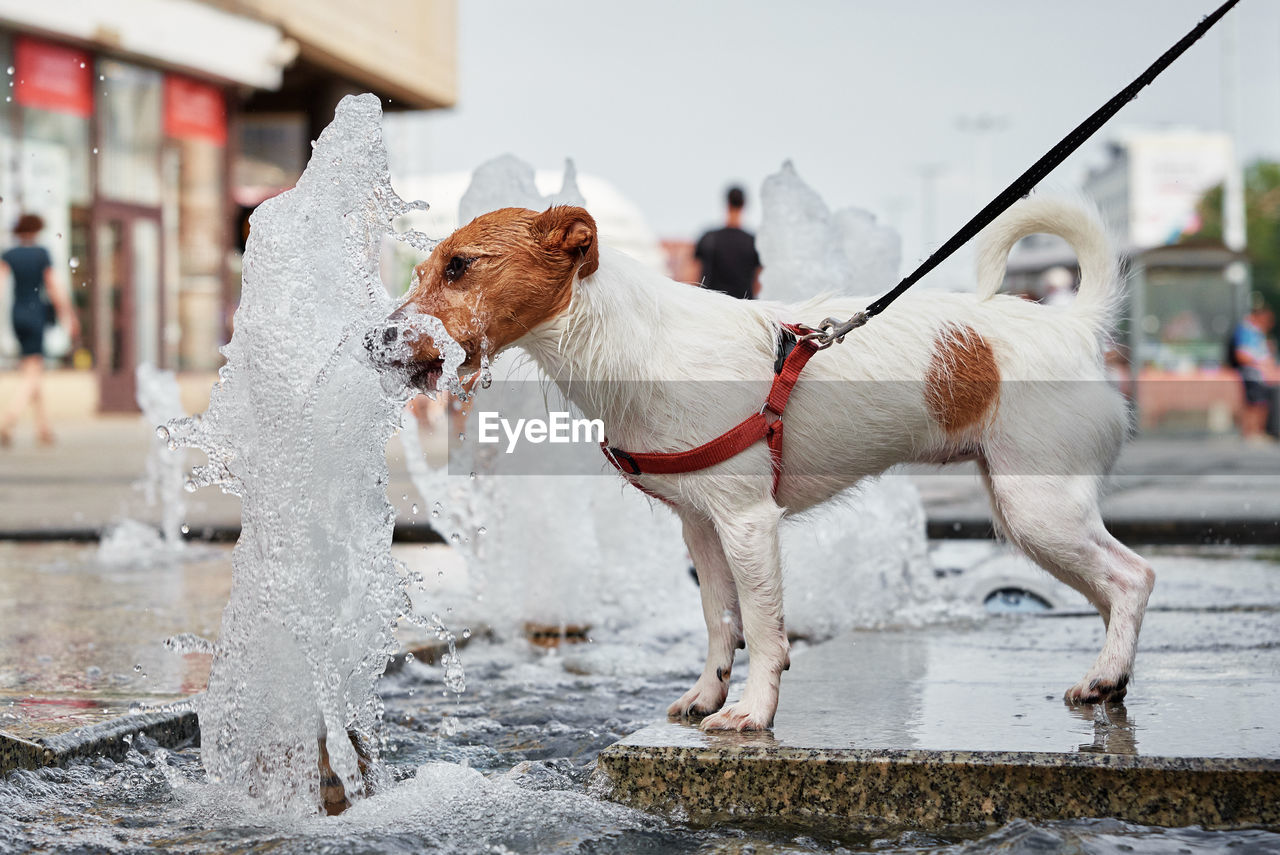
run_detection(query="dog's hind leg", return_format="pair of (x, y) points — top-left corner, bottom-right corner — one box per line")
(981, 463), (1154, 704)
(668, 511), (742, 718)
(700, 499), (787, 731)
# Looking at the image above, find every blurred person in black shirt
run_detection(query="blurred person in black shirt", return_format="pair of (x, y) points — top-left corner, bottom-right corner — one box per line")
(693, 186), (761, 299)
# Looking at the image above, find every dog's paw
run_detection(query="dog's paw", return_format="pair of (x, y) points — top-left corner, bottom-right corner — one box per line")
(667, 680), (728, 719)
(699, 702), (773, 732)
(1064, 673), (1130, 705)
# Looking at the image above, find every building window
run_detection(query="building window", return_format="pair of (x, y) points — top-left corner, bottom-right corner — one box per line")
(97, 59), (162, 205)
(0, 35), (93, 366)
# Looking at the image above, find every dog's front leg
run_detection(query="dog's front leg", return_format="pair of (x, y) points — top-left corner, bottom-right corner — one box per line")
(700, 500), (786, 732)
(668, 511), (742, 719)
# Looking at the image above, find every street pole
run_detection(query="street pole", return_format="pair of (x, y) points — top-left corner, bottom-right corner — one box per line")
(956, 114), (1009, 211)
(917, 163), (946, 254)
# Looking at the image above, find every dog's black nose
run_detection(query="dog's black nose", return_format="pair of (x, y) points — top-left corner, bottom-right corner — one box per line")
(363, 326), (393, 361)
(366, 304), (411, 366)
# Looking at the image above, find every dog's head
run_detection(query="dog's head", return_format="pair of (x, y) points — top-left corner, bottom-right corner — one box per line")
(370, 205), (598, 389)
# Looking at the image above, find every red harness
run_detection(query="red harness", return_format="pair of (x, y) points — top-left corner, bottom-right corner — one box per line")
(601, 324), (820, 503)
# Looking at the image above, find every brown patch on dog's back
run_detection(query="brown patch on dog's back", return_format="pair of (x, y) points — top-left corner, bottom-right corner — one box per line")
(925, 325), (999, 434)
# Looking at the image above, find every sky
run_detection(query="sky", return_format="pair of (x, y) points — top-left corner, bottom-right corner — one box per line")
(384, 0), (1280, 290)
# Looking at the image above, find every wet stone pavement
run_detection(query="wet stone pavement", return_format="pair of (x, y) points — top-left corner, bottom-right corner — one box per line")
(0, 541), (227, 742)
(0, 540), (465, 748)
(2, 540), (1280, 849)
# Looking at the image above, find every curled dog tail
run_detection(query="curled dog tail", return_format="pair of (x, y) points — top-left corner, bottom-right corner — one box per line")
(975, 195), (1119, 329)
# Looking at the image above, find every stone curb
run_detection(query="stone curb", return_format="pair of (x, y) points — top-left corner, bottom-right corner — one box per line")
(0, 525), (447, 544)
(594, 744), (1280, 831)
(1, 704), (198, 775)
(926, 517), (1280, 545)
(5, 519), (1279, 545)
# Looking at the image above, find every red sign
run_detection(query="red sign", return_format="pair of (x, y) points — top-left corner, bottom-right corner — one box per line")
(14, 37), (93, 117)
(164, 75), (227, 145)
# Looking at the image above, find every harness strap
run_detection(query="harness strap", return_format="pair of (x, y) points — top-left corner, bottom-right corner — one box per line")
(602, 323), (818, 501)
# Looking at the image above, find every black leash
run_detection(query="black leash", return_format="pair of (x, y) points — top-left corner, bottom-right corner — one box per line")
(799, 0), (1241, 349)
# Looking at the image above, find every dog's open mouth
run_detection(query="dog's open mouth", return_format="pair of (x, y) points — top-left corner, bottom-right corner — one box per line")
(408, 359), (445, 393)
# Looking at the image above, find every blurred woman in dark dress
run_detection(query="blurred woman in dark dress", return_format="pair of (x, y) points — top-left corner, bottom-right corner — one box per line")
(0, 214), (79, 446)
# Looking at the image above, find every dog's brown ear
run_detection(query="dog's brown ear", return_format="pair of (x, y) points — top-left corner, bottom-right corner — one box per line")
(534, 205), (599, 278)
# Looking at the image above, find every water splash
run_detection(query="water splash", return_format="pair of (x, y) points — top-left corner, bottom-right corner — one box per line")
(163, 94), (462, 815)
(97, 364), (191, 563)
(135, 364), (189, 545)
(757, 159), (902, 301)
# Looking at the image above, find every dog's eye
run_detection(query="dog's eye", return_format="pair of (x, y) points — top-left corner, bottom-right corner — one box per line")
(444, 255), (474, 283)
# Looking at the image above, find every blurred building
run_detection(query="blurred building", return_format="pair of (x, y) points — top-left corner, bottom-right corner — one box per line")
(1006, 128), (1251, 435)
(1084, 129), (1244, 249)
(0, 0), (456, 410)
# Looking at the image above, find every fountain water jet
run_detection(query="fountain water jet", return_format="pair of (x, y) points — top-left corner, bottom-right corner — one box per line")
(97, 364), (192, 564)
(164, 94), (464, 815)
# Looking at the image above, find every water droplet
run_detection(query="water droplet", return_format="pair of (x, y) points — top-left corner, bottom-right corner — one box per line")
(461, 627), (471, 639)
(133, 663), (143, 672)
(180, 524), (190, 535)
(449, 532), (461, 545)
(441, 716), (457, 736)
(431, 501), (441, 519)
(457, 432), (465, 442)
(68, 257), (80, 269)
(4, 67), (12, 75)
(468, 471), (477, 480)
(155, 425), (169, 441)
(92, 147), (98, 154)
(437, 570), (444, 579)
(476, 526), (487, 536)
(441, 650), (466, 693)
(411, 503), (418, 515)
(184, 478), (197, 493)
(55, 232), (62, 239)
(122, 733), (133, 744)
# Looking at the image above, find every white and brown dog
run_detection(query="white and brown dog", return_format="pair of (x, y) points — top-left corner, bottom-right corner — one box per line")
(375, 197), (1154, 731)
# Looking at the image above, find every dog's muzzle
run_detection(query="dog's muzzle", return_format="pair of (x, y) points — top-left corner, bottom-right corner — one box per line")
(364, 310), (448, 394)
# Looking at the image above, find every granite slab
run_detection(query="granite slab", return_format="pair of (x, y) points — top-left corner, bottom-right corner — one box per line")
(595, 554), (1280, 831)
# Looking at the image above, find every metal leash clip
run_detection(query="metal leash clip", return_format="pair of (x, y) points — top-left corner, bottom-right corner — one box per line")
(794, 310), (869, 350)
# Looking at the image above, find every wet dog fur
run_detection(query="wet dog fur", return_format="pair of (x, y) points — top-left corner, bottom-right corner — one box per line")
(377, 197), (1154, 731)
